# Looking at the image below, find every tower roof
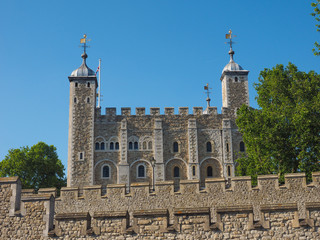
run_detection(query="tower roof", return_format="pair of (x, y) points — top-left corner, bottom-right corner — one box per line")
(222, 49), (244, 73)
(70, 52), (95, 77)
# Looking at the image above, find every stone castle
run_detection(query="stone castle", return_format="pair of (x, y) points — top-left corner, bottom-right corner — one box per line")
(1, 38), (320, 239)
(67, 42), (249, 188)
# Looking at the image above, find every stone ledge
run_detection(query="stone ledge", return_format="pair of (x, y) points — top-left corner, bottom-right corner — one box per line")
(216, 205), (253, 213)
(93, 211), (128, 218)
(0, 176), (19, 183)
(133, 209), (168, 217)
(306, 202), (320, 209)
(260, 203), (297, 211)
(174, 207), (210, 215)
(21, 194), (53, 202)
(55, 212), (90, 220)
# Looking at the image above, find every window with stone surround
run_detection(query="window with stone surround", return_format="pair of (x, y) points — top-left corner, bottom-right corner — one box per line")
(129, 142), (133, 150)
(227, 166), (231, 177)
(173, 142), (179, 153)
(137, 164), (146, 178)
(87, 97), (90, 103)
(75, 82), (78, 87)
(115, 142), (119, 150)
(101, 142), (105, 150)
(87, 82), (90, 88)
(110, 142), (114, 150)
(134, 142), (138, 150)
(174, 166), (180, 178)
(101, 165), (110, 179)
(95, 142), (100, 150)
(206, 142), (212, 152)
(79, 152), (84, 160)
(207, 166), (213, 177)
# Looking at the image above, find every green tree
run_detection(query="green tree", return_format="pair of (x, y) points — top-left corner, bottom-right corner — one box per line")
(236, 63), (320, 181)
(312, 0), (320, 55)
(0, 142), (66, 189)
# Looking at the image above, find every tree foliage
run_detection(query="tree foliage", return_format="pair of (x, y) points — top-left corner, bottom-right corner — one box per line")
(0, 142), (66, 189)
(236, 63), (320, 181)
(312, 0), (320, 55)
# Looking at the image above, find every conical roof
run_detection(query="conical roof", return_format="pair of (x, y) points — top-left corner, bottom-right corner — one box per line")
(70, 53), (95, 77)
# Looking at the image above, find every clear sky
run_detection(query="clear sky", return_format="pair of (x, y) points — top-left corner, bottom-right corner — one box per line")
(0, 0), (319, 173)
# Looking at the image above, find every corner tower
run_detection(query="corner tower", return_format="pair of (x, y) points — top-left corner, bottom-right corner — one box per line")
(221, 39), (249, 114)
(67, 47), (97, 187)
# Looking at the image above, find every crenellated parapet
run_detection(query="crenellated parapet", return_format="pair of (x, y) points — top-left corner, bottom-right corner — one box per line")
(2, 173), (320, 239)
(96, 107), (221, 117)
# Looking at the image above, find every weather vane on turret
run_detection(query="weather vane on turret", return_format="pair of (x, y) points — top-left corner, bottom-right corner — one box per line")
(225, 29), (236, 50)
(80, 34), (91, 53)
(204, 83), (212, 108)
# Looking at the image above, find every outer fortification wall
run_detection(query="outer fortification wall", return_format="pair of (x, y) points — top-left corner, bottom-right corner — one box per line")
(1, 173), (320, 239)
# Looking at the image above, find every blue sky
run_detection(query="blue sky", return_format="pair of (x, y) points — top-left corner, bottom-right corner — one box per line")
(0, 0), (319, 174)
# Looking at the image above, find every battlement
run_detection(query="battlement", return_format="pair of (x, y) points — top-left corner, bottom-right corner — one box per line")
(1, 172), (320, 239)
(96, 106), (220, 117)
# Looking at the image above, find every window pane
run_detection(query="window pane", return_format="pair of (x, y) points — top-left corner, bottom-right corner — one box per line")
(129, 142), (133, 150)
(207, 166), (213, 177)
(143, 141), (147, 150)
(148, 141), (152, 150)
(110, 142), (114, 150)
(173, 142), (179, 152)
(103, 166), (109, 178)
(138, 165), (145, 178)
(101, 142), (105, 150)
(95, 142), (100, 150)
(174, 166), (180, 178)
(115, 142), (119, 150)
(134, 142), (138, 150)
(206, 142), (212, 152)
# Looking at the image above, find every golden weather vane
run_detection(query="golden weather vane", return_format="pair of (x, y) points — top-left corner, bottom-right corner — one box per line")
(80, 34), (91, 53)
(225, 29), (236, 49)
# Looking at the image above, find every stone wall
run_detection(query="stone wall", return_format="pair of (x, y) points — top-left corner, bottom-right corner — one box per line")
(1, 173), (320, 239)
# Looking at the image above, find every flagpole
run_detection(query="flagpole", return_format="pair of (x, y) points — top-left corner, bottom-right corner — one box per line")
(98, 58), (101, 108)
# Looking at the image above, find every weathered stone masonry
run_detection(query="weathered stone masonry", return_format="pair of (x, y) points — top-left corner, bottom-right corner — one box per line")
(1, 173), (320, 239)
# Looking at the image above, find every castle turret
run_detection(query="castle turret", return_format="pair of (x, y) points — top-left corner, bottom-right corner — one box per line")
(67, 49), (97, 187)
(220, 48), (249, 114)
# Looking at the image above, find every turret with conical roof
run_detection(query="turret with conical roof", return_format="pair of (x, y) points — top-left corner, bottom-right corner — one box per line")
(67, 36), (97, 187)
(220, 43), (249, 113)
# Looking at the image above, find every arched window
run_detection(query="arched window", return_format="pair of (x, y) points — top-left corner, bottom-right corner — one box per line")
(129, 142), (133, 150)
(227, 166), (231, 177)
(143, 141), (147, 150)
(87, 82), (90, 88)
(95, 142), (100, 150)
(206, 142), (212, 152)
(115, 142), (119, 150)
(226, 143), (229, 152)
(100, 142), (105, 150)
(240, 141), (245, 152)
(173, 142), (179, 153)
(87, 97), (90, 103)
(102, 165), (110, 178)
(134, 142), (138, 150)
(192, 166), (196, 176)
(137, 165), (145, 178)
(207, 166), (213, 177)
(174, 166), (180, 178)
(110, 142), (114, 150)
(148, 141), (152, 150)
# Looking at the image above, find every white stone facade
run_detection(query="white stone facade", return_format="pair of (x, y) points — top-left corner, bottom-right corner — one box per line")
(67, 50), (249, 187)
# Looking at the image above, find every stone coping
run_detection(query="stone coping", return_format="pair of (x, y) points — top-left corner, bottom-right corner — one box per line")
(174, 207), (210, 215)
(232, 176), (251, 181)
(107, 184), (126, 188)
(21, 189), (35, 194)
(205, 178), (225, 183)
(131, 182), (149, 187)
(0, 176), (19, 183)
(216, 205), (253, 213)
(21, 194), (53, 202)
(133, 209), (168, 217)
(55, 212), (90, 220)
(306, 202), (320, 209)
(180, 180), (200, 184)
(260, 203), (297, 211)
(257, 175), (279, 180)
(155, 181), (174, 186)
(83, 185), (102, 190)
(93, 211), (128, 218)
(285, 173), (306, 178)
